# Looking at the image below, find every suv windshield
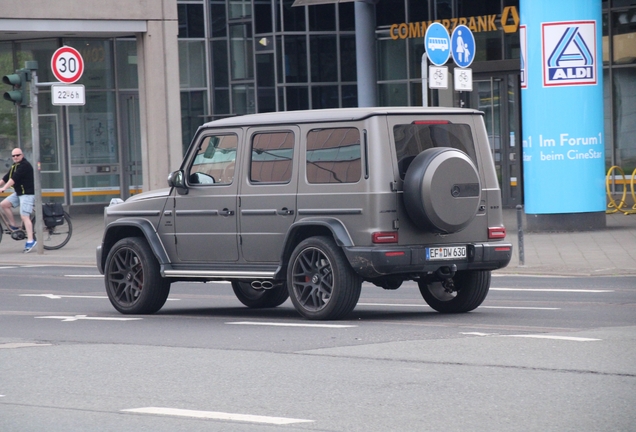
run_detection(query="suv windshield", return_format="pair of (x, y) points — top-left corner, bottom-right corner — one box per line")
(393, 122), (477, 179)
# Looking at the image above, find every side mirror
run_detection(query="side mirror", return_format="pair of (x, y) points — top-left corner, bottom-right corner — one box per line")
(167, 170), (188, 195)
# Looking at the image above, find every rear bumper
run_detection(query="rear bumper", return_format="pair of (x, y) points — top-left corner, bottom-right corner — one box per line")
(343, 242), (512, 279)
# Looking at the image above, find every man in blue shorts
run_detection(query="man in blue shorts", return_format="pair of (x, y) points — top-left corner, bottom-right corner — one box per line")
(0, 148), (36, 253)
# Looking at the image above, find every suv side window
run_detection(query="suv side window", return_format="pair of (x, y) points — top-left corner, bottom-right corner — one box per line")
(189, 134), (238, 185)
(250, 131), (295, 183)
(393, 122), (477, 179)
(306, 127), (361, 184)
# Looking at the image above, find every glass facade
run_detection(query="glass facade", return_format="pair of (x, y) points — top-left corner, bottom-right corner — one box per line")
(604, 1), (636, 174)
(0, 38), (140, 206)
(173, 0), (634, 209)
(1, 0), (633, 208)
(179, 0), (359, 140)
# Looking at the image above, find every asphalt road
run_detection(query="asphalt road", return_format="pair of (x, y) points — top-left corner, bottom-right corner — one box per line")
(1, 266), (635, 431)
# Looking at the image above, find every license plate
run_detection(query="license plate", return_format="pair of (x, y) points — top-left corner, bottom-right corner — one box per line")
(426, 246), (466, 261)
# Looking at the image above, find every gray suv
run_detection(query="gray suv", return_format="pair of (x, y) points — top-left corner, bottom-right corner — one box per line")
(97, 107), (512, 320)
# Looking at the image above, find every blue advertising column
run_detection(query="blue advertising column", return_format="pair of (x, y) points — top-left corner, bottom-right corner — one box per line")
(520, 0), (605, 231)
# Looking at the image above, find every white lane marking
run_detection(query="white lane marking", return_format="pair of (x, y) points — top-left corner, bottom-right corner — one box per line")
(0, 266), (18, 269)
(481, 306), (560, 310)
(35, 315), (142, 322)
(122, 407), (314, 425)
(358, 303), (558, 311)
(358, 303), (428, 307)
(227, 321), (356, 328)
(22, 294), (107, 299)
(20, 294), (179, 301)
(491, 288), (613, 293)
(461, 332), (600, 342)
(64, 275), (103, 278)
(0, 342), (52, 349)
(504, 334), (601, 342)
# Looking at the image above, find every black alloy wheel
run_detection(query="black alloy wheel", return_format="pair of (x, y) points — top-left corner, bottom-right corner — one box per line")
(287, 236), (361, 320)
(104, 237), (170, 314)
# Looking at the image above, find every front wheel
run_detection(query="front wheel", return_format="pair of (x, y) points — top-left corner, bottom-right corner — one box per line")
(287, 236), (361, 320)
(104, 237), (170, 314)
(418, 270), (491, 313)
(231, 280), (289, 308)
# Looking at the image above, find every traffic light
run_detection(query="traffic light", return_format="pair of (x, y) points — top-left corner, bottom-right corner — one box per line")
(2, 69), (30, 106)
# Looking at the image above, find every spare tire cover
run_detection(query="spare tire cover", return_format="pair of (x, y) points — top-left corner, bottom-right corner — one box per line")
(403, 147), (480, 233)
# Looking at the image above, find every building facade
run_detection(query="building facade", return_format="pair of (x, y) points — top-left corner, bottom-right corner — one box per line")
(1, 0), (634, 210)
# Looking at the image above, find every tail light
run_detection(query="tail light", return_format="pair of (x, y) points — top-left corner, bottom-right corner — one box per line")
(488, 226), (506, 239)
(372, 231), (398, 244)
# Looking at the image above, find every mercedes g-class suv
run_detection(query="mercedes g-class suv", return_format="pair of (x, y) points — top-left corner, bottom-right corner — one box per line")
(97, 107), (512, 320)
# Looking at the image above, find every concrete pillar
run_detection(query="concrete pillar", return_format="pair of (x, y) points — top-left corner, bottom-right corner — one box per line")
(355, 0), (377, 107)
(520, 0), (605, 231)
(137, 19), (183, 191)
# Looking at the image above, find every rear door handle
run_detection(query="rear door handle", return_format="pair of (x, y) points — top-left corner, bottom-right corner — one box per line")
(219, 208), (235, 216)
(277, 207), (294, 216)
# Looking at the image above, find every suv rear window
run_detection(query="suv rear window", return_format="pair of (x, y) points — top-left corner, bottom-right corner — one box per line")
(393, 122), (477, 179)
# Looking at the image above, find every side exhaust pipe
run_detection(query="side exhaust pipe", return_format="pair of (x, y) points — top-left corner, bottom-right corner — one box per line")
(250, 280), (275, 290)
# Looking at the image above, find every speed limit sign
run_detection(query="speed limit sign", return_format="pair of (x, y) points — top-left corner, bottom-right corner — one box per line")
(51, 46), (84, 84)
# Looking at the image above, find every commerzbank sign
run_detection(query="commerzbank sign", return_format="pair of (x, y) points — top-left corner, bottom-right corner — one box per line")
(389, 6), (519, 40)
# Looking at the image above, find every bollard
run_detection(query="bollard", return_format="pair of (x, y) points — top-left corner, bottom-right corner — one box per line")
(516, 205), (525, 266)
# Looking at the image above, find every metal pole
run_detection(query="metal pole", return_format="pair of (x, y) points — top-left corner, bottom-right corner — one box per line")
(28, 66), (44, 255)
(421, 54), (428, 107)
(516, 204), (525, 266)
(355, 0), (377, 107)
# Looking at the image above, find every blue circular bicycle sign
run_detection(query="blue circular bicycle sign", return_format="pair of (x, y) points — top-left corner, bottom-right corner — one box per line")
(451, 25), (476, 68)
(424, 22), (451, 66)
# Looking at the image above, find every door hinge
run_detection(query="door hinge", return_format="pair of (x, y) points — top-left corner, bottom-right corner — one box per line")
(393, 219), (399, 230)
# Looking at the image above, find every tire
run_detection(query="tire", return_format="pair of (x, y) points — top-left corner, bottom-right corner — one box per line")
(403, 147), (481, 233)
(104, 237), (170, 314)
(32, 212), (73, 250)
(287, 236), (362, 320)
(231, 280), (289, 308)
(418, 270), (491, 313)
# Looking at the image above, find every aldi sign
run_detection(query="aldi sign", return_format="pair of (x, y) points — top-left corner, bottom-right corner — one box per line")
(542, 21), (596, 87)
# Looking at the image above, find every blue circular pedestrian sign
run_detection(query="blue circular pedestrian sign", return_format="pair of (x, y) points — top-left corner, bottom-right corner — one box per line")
(451, 25), (475, 68)
(424, 22), (451, 66)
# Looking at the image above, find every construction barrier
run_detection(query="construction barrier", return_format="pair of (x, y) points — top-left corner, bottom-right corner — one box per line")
(606, 165), (636, 215)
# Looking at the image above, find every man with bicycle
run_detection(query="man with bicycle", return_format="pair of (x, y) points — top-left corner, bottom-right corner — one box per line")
(0, 148), (36, 253)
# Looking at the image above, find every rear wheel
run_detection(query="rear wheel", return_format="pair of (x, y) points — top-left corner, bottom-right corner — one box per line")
(418, 270), (491, 313)
(104, 237), (170, 314)
(287, 236), (361, 320)
(32, 212), (73, 250)
(231, 280), (289, 308)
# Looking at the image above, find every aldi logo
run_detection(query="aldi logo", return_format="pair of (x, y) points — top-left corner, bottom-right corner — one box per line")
(542, 21), (596, 87)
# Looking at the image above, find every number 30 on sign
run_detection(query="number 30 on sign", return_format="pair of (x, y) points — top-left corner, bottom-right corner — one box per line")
(51, 46), (84, 84)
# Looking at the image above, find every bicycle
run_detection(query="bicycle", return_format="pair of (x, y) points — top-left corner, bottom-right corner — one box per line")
(0, 202), (73, 250)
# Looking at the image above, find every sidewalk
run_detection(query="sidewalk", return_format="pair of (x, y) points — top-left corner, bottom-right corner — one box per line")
(1, 209), (635, 276)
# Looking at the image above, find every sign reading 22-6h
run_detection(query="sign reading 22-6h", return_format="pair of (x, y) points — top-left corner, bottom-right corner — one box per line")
(542, 20), (596, 87)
